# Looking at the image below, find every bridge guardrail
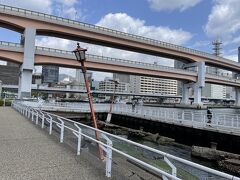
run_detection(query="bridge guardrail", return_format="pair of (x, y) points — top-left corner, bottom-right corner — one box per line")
(0, 4), (238, 66)
(2, 40), (240, 83)
(12, 100), (240, 180)
(37, 102), (240, 135)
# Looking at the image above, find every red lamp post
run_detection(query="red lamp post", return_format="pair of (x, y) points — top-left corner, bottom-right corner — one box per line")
(73, 43), (104, 160)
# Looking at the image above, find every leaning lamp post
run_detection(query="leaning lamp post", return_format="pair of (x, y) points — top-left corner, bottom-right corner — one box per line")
(106, 79), (119, 123)
(73, 43), (104, 160)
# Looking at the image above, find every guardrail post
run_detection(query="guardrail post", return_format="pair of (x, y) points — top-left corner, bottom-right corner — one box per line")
(28, 108), (31, 119)
(60, 120), (64, 143)
(31, 109), (34, 121)
(36, 111), (38, 125)
(42, 114), (45, 128)
(73, 123), (82, 155)
(49, 116), (53, 135)
(101, 134), (112, 178)
(164, 156), (177, 180)
(105, 140), (112, 178)
(56, 118), (64, 143)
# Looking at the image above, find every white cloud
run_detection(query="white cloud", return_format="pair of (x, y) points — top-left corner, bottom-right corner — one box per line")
(55, 0), (77, 6)
(147, 0), (202, 12)
(94, 13), (191, 67)
(205, 0), (240, 39)
(1, 0), (84, 20)
(35, 13), (192, 80)
(97, 13), (192, 45)
(1, 0), (52, 13)
(224, 54), (238, 62)
(36, 36), (74, 50)
(232, 36), (240, 44)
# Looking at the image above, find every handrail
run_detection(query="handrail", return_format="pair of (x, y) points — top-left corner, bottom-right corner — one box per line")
(38, 102), (240, 134)
(0, 4), (238, 66)
(12, 100), (240, 180)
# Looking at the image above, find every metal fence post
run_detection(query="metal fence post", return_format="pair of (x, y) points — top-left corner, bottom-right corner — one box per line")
(42, 114), (45, 128)
(164, 156), (177, 179)
(31, 109), (34, 121)
(49, 116), (53, 135)
(60, 121), (64, 143)
(36, 111), (38, 125)
(105, 140), (113, 178)
(73, 123), (82, 155)
(101, 134), (112, 178)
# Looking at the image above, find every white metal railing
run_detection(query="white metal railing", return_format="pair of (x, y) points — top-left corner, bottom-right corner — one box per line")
(12, 100), (240, 180)
(0, 3), (238, 67)
(37, 102), (240, 135)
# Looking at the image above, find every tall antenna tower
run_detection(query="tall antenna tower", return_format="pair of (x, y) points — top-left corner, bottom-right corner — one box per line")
(212, 39), (222, 56)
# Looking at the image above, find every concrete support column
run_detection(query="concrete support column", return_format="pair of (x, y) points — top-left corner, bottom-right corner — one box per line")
(183, 62), (205, 106)
(181, 83), (190, 104)
(193, 84), (202, 105)
(0, 80), (2, 98)
(18, 28), (36, 99)
(193, 62), (205, 105)
(235, 88), (240, 106)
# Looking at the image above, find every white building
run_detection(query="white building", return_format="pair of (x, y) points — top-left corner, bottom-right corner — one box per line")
(99, 79), (129, 92)
(129, 75), (177, 95)
(203, 84), (227, 99)
(202, 67), (227, 99)
(113, 73), (178, 95)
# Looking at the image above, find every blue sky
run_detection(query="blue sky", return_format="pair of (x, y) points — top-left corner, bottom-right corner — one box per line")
(0, 0), (240, 80)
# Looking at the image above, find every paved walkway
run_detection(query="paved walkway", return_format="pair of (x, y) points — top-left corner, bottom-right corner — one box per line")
(0, 107), (160, 180)
(0, 107), (111, 180)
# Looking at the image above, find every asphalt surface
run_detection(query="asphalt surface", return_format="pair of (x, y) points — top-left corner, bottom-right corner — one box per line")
(0, 107), (161, 180)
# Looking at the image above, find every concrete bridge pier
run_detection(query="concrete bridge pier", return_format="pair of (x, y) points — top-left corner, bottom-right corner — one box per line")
(235, 88), (240, 106)
(182, 62), (205, 106)
(0, 80), (2, 97)
(18, 28), (36, 99)
(236, 47), (240, 106)
(181, 82), (190, 104)
(193, 62), (205, 106)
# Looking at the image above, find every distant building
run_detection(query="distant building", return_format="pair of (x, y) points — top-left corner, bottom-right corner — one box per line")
(99, 79), (129, 92)
(75, 69), (92, 90)
(113, 73), (178, 95)
(130, 75), (178, 95)
(42, 65), (59, 84)
(32, 73), (42, 85)
(91, 80), (100, 90)
(202, 67), (227, 99)
(202, 83), (226, 99)
(0, 62), (19, 85)
(113, 73), (130, 83)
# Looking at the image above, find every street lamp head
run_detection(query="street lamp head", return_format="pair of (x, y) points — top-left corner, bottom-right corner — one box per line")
(73, 42), (87, 62)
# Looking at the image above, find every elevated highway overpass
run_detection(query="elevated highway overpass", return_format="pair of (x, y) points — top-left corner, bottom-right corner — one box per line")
(0, 4), (240, 72)
(0, 41), (239, 87)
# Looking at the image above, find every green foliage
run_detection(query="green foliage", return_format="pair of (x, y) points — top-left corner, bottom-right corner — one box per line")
(0, 100), (3, 106)
(0, 99), (12, 106)
(5, 100), (12, 106)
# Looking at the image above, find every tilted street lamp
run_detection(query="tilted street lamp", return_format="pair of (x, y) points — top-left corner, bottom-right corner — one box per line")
(106, 79), (119, 123)
(73, 43), (104, 160)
